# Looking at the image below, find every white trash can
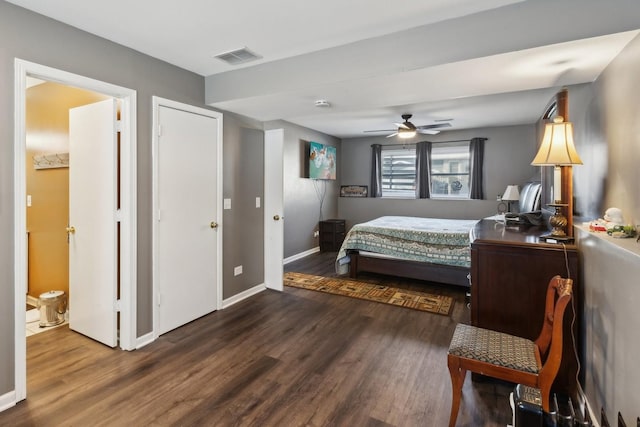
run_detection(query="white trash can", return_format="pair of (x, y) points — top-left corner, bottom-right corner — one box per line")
(38, 290), (67, 327)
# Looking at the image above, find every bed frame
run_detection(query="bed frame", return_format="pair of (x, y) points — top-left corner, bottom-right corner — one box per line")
(344, 183), (542, 289)
(347, 250), (470, 288)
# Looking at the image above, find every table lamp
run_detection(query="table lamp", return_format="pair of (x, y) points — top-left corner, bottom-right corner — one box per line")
(502, 185), (520, 215)
(531, 116), (582, 240)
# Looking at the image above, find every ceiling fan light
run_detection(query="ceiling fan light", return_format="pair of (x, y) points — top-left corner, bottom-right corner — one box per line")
(398, 128), (416, 139)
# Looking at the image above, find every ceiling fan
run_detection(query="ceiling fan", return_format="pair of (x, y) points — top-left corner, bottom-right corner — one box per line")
(364, 114), (451, 138)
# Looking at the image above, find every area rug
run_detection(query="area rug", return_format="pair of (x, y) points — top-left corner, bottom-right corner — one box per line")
(284, 272), (453, 316)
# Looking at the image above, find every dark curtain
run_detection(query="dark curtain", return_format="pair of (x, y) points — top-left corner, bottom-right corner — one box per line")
(469, 137), (486, 200)
(415, 141), (432, 198)
(370, 144), (382, 197)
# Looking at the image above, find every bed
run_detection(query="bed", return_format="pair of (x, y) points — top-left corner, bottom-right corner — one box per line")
(335, 216), (478, 288)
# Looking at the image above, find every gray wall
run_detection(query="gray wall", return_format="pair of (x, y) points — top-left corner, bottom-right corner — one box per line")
(265, 120), (341, 259)
(0, 1), (265, 396)
(222, 115), (265, 299)
(568, 34), (640, 420)
(569, 41), (640, 226)
(562, 82), (605, 220)
(338, 125), (538, 228)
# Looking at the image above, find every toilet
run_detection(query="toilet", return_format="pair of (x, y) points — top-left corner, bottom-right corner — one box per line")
(37, 290), (67, 327)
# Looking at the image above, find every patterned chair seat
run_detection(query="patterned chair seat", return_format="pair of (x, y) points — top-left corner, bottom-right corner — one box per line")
(448, 323), (539, 373)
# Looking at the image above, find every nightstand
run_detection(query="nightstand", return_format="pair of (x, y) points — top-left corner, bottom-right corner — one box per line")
(319, 219), (346, 252)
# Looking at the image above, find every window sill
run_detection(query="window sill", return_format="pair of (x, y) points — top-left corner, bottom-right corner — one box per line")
(431, 197), (470, 201)
(381, 195), (416, 200)
(378, 196), (472, 201)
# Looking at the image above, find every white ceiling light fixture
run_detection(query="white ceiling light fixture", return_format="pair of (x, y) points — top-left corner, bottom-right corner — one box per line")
(314, 99), (331, 107)
(397, 127), (417, 139)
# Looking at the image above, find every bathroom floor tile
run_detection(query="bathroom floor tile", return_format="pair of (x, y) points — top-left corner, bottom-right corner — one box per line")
(26, 309), (68, 337)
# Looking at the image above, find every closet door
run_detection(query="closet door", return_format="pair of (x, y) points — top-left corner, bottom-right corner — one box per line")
(155, 103), (221, 335)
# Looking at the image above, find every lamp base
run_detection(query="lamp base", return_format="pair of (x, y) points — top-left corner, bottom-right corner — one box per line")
(546, 202), (569, 239)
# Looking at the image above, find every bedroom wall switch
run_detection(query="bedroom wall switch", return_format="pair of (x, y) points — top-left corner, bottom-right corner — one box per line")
(255, 197), (261, 208)
(224, 198), (231, 209)
(234, 265), (243, 276)
(27, 195), (32, 207)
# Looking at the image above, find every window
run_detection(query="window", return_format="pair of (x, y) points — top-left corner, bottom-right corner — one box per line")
(381, 147), (416, 197)
(430, 142), (470, 198)
(376, 141), (474, 199)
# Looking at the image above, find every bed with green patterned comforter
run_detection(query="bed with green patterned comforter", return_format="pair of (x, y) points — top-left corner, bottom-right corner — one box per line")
(336, 216), (478, 275)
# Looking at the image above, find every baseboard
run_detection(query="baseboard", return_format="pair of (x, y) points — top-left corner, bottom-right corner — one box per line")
(222, 283), (266, 309)
(0, 390), (16, 413)
(284, 246), (320, 265)
(136, 331), (155, 350)
(578, 383), (600, 427)
(26, 295), (38, 307)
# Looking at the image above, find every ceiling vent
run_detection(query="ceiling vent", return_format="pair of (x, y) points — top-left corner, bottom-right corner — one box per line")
(214, 47), (262, 66)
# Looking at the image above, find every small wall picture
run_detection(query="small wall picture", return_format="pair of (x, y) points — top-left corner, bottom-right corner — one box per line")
(340, 185), (368, 197)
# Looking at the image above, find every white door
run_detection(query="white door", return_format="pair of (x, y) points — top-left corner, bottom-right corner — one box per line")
(68, 99), (118, 347)
(155, 103), (221, 335)
(264, 129), (284, 291)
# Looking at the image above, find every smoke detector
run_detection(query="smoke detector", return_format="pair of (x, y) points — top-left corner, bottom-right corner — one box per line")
(314, 99), (331, 107)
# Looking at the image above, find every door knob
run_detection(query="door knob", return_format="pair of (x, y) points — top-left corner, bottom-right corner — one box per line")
(210, 221), (218, 229)
(66, 226), (76, 234)
(273, 215), (281, 221)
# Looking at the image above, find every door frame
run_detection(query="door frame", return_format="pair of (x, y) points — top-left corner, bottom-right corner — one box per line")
(13, 59), (138, 402)
(151, 97), (223, 339)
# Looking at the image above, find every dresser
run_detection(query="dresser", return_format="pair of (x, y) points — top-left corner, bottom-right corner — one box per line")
(470, 219), (580, 395)
(319, 219), (346, 252)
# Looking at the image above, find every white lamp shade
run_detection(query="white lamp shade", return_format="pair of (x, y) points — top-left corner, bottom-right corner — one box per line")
(502, 185), (520, 201)
(531, 117), (583, 166)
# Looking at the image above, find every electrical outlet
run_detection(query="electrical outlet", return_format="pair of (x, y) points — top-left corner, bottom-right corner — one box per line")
(496, 195), (502, 202)
(313, 230), (319, 238)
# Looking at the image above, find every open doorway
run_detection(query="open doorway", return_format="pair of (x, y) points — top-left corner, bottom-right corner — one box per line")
(13, 59), (138, 403)
(25, 79), (109, 336)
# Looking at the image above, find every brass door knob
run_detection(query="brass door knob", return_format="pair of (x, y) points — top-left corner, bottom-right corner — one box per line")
(273, 215), (281, 221)
(210, 221), (218, 229)
(66, 226), (76, 234)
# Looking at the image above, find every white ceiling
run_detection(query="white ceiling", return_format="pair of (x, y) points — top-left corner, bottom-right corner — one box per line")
(9, 0), (640, 139)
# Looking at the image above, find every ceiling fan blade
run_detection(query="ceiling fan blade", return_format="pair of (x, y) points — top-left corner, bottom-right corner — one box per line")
(417, 129), (441, 135)
(386, 132), (399, 138)
(394, 122), (410, 130)
(416, 123), (451, 130)
(364, 129), (395, 133)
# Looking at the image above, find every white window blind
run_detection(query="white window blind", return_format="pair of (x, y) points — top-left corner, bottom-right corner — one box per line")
(381, 147), (416, 198)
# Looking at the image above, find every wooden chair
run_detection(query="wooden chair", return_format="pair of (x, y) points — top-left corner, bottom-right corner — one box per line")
(447, 275), (573, 427)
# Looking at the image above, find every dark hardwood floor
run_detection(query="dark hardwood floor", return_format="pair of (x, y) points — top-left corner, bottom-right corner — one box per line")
(0, 251), (512, 426)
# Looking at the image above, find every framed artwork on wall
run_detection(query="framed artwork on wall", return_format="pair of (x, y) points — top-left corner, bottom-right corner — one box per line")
(340, 185), (368, 197)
